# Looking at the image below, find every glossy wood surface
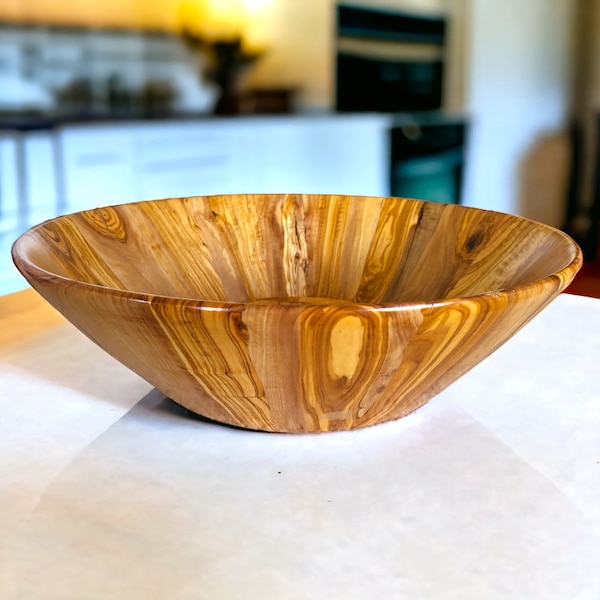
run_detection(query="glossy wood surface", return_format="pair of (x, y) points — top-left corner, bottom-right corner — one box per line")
(12, 194), (582, 432)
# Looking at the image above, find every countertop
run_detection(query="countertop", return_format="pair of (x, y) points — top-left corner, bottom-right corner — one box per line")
(0, 109), (467, 132)
(0, 111), (224, 132)
(1, 289), (599, 599)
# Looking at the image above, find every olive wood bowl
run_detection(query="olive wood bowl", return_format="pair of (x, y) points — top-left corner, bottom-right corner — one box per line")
(12, 194), (582, 433)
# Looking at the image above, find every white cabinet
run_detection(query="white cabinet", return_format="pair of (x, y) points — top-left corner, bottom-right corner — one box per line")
(59, 115), (391, 209)
(2, 114), (391, 296)
(0, 131), (59, 295)
(1, 130), (60, 231)
(0, 133), (19, 234)
(243, 115), (390, 196)
(134, 121), (245, 199)
(0, 133), (22, 295)
(22, 131), (60, 225)
(60, 120), (248, 207)
(59, 125), (138, 212)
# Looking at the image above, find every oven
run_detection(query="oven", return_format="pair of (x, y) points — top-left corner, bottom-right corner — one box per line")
(390, 116), (467, 205)
(335, 4), (446, 113)
(335, 3), (468, 204)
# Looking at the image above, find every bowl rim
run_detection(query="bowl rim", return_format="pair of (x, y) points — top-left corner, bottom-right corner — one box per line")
(11, 194), (584, 311)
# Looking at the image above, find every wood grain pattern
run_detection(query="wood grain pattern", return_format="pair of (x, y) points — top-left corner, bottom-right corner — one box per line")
(12, 194), (582, 432)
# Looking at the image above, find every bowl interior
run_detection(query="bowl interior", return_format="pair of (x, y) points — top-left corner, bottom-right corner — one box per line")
(15, 194), (579, 304)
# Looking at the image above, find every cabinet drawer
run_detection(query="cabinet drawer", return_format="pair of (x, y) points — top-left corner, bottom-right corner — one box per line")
(134, 123), (237, 166)
(134, 122), (241, 198)
(138, 161), (239, 199)
(60, 126), (137, 211)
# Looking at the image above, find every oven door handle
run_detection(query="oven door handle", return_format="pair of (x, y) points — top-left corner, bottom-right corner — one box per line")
(393, 147), (464, 177)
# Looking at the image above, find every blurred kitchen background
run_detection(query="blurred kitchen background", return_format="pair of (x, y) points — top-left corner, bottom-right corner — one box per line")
(1, 0), (599, 296)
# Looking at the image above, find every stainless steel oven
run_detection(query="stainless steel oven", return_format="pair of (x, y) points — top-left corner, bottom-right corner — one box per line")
(390, 115), (467, 204)
(335, 4), (446, 113)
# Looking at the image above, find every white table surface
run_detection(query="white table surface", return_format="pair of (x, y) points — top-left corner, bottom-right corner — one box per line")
(1, 292), (599, 599)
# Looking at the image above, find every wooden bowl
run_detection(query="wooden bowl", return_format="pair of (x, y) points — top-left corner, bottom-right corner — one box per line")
(12, 194), (582, 433)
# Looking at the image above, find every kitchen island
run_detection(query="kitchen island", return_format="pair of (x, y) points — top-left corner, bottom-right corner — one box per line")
(1, 288), (600, 598)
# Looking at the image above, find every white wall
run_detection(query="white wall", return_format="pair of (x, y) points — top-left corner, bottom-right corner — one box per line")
(245, 0), (333, 110)
(461, 0), (576, 219)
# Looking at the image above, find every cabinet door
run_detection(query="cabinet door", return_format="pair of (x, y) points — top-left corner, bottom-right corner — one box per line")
(59, 125), (137, 213)
(0, 133), (24, 295)
(23, 131), (60, 226)
(244, 115), (390, 196)
(0, 133), (19, 234)
(1, 131), (62, 294)
(134, 121), (243, 199)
